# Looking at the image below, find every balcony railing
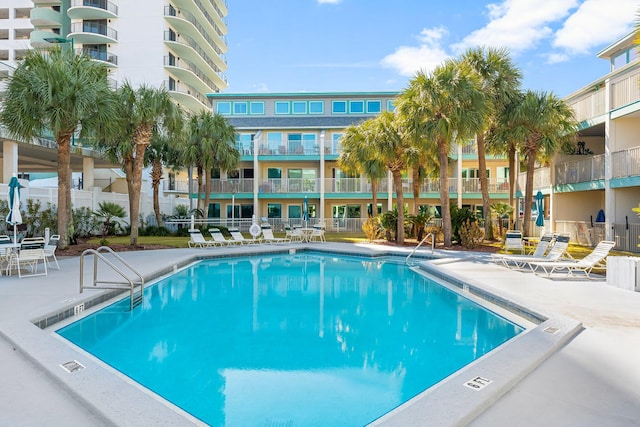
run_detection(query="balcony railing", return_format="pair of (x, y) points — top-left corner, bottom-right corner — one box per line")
(260, 179), (319, 193)
(71, 0), (118, 15)
(611, 145), (640, 178)
(554, 154), (605, 185)
(611, 67), (640, 111)
(163, 6), (227, 61)
(163, 79), (209, 107)
(82, 47), (117, 65)
(70, 21), (117, 40)
(517, 167), (551, 192)
(258, 144), (321, 156)
(164, 55), (216, 92)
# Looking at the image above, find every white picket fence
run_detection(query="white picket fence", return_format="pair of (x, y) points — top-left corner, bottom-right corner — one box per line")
(0, 182), (190, 226)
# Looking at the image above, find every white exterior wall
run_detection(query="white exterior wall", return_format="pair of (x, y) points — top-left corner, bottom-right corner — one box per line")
(113, 2), (167, 87)
(611, 117), (640, 152)
(0, 0), (33, 67)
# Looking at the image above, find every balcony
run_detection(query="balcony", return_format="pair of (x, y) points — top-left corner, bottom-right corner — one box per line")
(82, 47), (117, 66)
(554, 155), (605, 186)
(259, 179), (319, 193)
(258, 144), (321, 156)
(68, 0), (118, 19)
(69, 21), (117, 44)
(30, 7), (62, 27)
(164, 55), (215, 96)
(611, 145), (640, 180)
(164, 79), (210, 113)
(30, 30), (64, 48)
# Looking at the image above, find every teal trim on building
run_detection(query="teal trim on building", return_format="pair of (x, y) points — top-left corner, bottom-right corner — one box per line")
(553, 180), (605, 193)
(610, 175), (640, 188)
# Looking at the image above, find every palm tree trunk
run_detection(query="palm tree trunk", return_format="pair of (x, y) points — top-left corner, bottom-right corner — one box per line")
(196, 165), (204, 211)
(477, 134), (492, 240)
(128, 142), (147, 245)
(523, 144), (537, 237)
(371, 179), (378, 218)
(438, 140), (452, 246)
(203, 169), (212, 219)
(508, 144), (516, 226)
(151, 159), (163, 227)
(412, 168), (420, 215)
(57, 134), (72, 249)
(392, 170), (404, 244)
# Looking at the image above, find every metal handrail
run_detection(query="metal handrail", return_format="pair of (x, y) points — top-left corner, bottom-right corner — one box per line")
(79, 246), (145, 310)
(406, 232), (435, 263)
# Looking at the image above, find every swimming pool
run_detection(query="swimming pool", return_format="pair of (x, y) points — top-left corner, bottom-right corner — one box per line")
(57, 252), (524, 426)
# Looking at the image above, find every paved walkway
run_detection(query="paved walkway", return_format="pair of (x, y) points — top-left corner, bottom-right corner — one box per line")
(0, 243), (638, 426)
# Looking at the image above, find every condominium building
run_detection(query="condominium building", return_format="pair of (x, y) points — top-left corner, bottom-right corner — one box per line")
(164, 92), (511, 231)
(528, 30), (640, 252)
(0, 0), (229, 183)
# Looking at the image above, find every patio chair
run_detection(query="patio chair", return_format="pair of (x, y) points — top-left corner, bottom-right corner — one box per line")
(492, 233), (554, 267)
(284, 225), (303, 242)
(187, 229), (215, 248)
(0, 235), (12, 270)
(528, 240), (616, 277)
(208, 228), (235, 246)
(6, 237), (47, 278)
(498, 235), (572, 270)
(260, 224), (290, 244)
(44, 234), (60, 270)
(228, 227), (260, 245)
(308, 225), (326, 243)
(503, 230), (524, 254)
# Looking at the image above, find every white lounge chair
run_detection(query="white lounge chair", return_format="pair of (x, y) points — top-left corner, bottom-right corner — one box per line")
(260, 224), (290, 244)
(284, 225), (303, 242)
(528, 240), (616, 277)
(6, 237), (47, 278)
(187, 229), (215, 248)
(493, 234), (568, 269)
(228, 227), (260, 245)
(503, 230), (524, 254)
(44, 234), (60, 270)
(208, 228), (234, 246)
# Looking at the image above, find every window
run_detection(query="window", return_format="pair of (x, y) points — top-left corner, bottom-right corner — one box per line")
(267, 168), (282, 179)
(303, 134), (316, 154)
(249, 101), (264, 114)
(366, 100), (381, 113)
(367, 203), (382, 216)
(309, 100), (323, 114)
(349, 100), (364, 114)
(387, 99), (396, 112)
(289, 205), (301, 219)
(332, 101), (347, 114)
(347, 205), (361, 218)
(228, 169), (240, 179)
(217, 102), (231, 115)
(267, 203), (282, 218)
(267, 132), (282, 152)
(275, 101), (290, 114)
(233, 102), (248, 115)
(226, 204), (240, 219)
(292, 101), (307, 114)
(241, 204), (254, 218)
(208, 203), (220, 218)
(332, 133), (343, 153)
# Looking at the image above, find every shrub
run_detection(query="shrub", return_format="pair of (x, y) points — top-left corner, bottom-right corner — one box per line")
(362, 217), (383, 242)
(459, 219), (484, 249)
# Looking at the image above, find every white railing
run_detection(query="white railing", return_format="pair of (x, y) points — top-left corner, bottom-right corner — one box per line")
(566, 88), (607, 122)
(554, 155), (605, 185)
(611, 66), (640, 111)
(611, 145), (640, 178)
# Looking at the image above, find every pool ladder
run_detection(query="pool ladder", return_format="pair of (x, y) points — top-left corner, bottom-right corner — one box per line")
(79, 246), (145, 311)
(406, 232), (435, 264)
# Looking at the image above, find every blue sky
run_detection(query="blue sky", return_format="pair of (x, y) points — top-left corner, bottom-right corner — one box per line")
(224, 0), (638, 97)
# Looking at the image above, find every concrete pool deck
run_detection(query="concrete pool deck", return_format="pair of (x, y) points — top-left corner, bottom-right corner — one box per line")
(0, 242), (639, 426)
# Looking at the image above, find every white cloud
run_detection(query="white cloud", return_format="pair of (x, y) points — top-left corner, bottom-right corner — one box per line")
(546, 52), (570, 63)
(452, 0), (579, 54)
(380, 26), (450, 76)
(317, 0), (342, 4)
(552, 0), (637, 54)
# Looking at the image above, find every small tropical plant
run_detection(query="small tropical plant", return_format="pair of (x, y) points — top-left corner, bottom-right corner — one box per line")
(380, 208), (399, 242)
(93, 202), (127, 241)
(459, 219), (484, 249)
(362, 217), (383, 242)
(450, 205), (478, 244)
(490, 202), (514, 239)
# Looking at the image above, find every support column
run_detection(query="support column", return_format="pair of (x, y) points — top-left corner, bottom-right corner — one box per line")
(3, 139), (18, 183)
(82, 157), (94, 189)
(604, 78), (614, 241)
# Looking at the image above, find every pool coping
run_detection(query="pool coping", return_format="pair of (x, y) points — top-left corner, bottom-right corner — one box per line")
(2, 244), (582, 426)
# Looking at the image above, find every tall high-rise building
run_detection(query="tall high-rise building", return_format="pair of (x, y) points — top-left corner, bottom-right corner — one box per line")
(24, 0), (229, 112)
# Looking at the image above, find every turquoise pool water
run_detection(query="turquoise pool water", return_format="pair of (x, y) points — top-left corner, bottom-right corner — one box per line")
(58, 252), (524, 426)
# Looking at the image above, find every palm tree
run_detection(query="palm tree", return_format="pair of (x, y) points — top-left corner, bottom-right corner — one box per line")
(95, 83), (183, 245)
(490, 201), (514, 238)
(339, 121), (387, 218)
(0, 48), (116, 249)
(398, 59), (487, 246)
(504, 90), (577, 236)
(461, 47), (522, 240)
(145, 133), (184, 227)
(370, 111), (417, 244)
(93, 201), (127, 238)
(184, 111), (239, 218)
